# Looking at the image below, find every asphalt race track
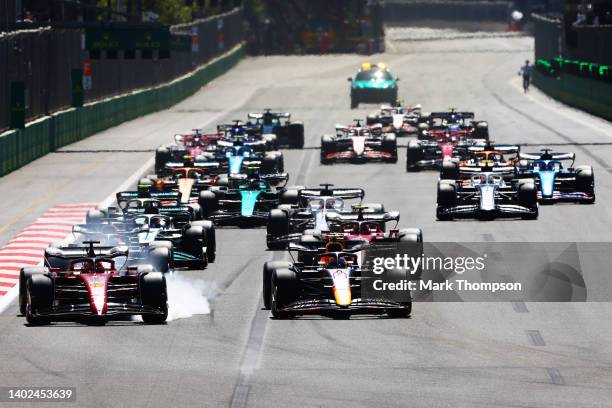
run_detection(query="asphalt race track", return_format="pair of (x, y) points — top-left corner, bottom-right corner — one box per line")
(1, 33), (612, 407)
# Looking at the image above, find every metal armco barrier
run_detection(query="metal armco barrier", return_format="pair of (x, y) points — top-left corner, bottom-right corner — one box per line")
(533, 70), (612, 121)
(0, 43), (244, 177)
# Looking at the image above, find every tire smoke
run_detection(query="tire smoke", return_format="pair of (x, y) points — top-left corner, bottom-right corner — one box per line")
(165, 274), (212, 321)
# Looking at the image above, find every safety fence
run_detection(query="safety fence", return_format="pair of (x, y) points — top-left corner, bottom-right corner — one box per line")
(0, 8), (243, 132)
(0, 43), (243, 177)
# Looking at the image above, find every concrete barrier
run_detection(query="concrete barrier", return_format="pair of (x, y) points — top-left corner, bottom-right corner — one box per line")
(533, 70), (612, 121)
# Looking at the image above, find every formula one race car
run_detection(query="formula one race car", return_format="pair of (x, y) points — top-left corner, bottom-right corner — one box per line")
(20, 241), (168, 325)
(321, 120), (397, 164)
(216, 121), (278, 151)
(439, 143), (520, 179)
(406, 131), (478, 171)
(436, 172), (538, 220)
(76, 199), (216, 270)
(366, 104), (421, 136)
(418, 110), (489, 141)
(262, 246), (412, 318)
(155, 129), (223, 173)
(294, 209), (423, 254)
(348, 63), (399, 109)
(247, 109), (305, 149)
(266, 185), (387, 249)
(515, 149), (595, 204)
(198, 174), (290, 227)
(139, 163), (221, 204)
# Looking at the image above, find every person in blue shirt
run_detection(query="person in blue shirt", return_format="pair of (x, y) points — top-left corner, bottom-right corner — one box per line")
(519, 60), (532, 92)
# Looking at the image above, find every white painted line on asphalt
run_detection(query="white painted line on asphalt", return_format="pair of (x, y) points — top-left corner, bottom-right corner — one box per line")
(526, 330), (546, 346)
(546, 367), (564, 385)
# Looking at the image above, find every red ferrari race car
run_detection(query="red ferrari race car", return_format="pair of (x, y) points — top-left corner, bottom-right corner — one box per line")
(20, 241), (168, 325)
(320, 120), (397, 164)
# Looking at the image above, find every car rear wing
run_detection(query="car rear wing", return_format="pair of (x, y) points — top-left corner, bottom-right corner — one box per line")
(326, 210), (400, 223)
(248, 111), (290, 119)
(116, 191), (182, 205)
(163, 161), (221, 172)
(458, 166), (515, 176)
(298, 187), (365, 200)
(468, 144), (520, 154)
(174, 133), (222, 144)
(519, 152), (575, 162)
(430, 111), (475, 119)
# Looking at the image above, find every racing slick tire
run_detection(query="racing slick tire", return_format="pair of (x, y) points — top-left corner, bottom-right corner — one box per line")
(350, 97), (358, 109)
(262, 154), (280, 174)
(436, 181), (457, 220)
(517, 181), (539, 219)
(417, 123), (429, 140)
(263, 261), (292, 310)
(575, 166), (595, 204)
(288, 122), (305, 149)
(383, 268), (412, 318)
(406, 140), (423, 172)
(155, 147), (171, 174)
(149, 247), (172, 273)
(398, 228), (423, 243)
(280, 188), (300, 205)
(198, 191), (218, 217)
(440, 161), (459, 180)
(140, 272), (168, 324)
(20, 267), (48, 315)
(382, 134), (398, 163)
(183, 226), (210, 268)
(263, 134), (278, 150)
(25, 275), (53, 325)
(190, 221), (216, 262)
(271, 268), (298, 319)
(216, 175), (229, 187)
(366, 114), (379, 126)
(473, 121), (489, 140)
(320, 135), (335, 164)
(267, 210), (289, 250)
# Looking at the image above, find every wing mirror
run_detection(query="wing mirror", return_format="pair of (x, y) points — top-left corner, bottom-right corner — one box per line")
(347, 77), (353, 82)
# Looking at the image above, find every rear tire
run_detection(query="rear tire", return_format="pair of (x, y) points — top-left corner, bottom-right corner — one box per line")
(267, 210), (289, 250)
(406, 140), (423, 172)
(198, 191), (218, 218)
(141, 272), (168, 324)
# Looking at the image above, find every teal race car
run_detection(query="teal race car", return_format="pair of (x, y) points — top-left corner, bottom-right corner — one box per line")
(198, 174), (292, 227)
(348, 63), (399, 109)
